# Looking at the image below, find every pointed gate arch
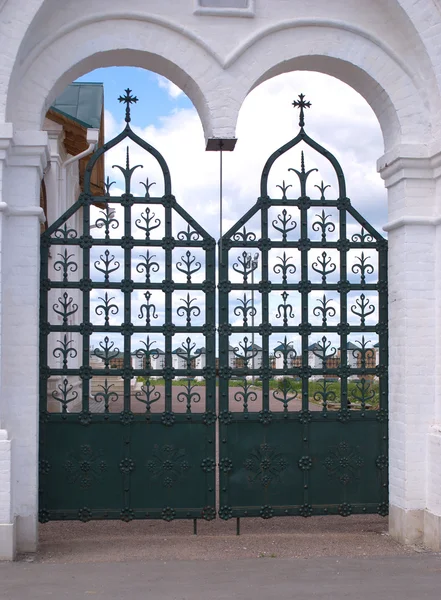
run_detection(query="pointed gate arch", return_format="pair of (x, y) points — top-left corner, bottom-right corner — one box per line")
(39, 90), (217, 523)
(218, 95), (388, 520)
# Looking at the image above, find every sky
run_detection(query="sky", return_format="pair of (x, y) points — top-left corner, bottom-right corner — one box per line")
(70, 67), (386, 355)
(76, 66), (387, 237)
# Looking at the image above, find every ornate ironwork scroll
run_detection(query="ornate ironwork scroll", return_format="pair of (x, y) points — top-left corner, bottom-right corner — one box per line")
(218, 94), (388, 520)
(39, 89), (216, 523)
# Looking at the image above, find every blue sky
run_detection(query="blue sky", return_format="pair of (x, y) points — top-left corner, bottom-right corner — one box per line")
(76, 67), (193, 129)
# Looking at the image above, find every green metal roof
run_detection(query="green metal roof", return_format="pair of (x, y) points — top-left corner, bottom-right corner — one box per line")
(51, 82), (104, 129)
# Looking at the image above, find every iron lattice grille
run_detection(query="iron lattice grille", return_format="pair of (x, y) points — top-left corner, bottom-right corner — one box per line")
(218, 94), (388, 520)
(39, 90), (216, 523)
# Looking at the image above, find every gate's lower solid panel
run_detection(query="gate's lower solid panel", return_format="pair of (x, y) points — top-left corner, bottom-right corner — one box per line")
(39, 417), (216, 522)
(219, 415), (388, 518)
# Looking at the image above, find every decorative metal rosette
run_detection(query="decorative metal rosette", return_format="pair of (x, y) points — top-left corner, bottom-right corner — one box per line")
(218, 410), (234, 425)
(338, 503), (353, 517)
(258, 409), (273, 425)
(120, 279), (134, 293)
(120, 508), (135, 522)
(39, 460), (51, 475)
(376, 455), (388, 470)
(299, 504), (313, 518)
(218, 323), (233, 336)
(39, 509), (51, 524)
(161, 411), (175, 427)
(218, 505), (233, 520)
(78, 508), (93, 522)
(161, 507), (176, 522)
(202, 411), (217, 425)
(260, 505), (274, 519)
(298, 410), (313, 424)
(377, 502), (389, 517)
(218, 280), (233, 293)
(337, 409), (351, 423)
(78, 411), (92, 426)
(119, 458), (135, 474)
(200, 458), (216, 473)
(298, 456), (313, 471)
(201, 506), (216, 521)
(219, 458), (233, 473)
(119, 410), (134, 425)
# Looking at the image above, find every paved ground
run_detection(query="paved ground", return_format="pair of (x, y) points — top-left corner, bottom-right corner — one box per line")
(1, 554), (441, 600)
(1, 516), (440, 599)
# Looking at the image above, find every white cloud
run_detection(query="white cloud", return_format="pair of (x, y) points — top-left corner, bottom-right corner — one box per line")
(156, 74), (184, 99)
(104, 71), (387, 239)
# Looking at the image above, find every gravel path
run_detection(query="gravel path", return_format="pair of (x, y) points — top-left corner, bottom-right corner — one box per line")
(35, 515), (418, 564)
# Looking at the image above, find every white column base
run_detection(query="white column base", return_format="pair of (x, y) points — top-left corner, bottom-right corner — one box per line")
(389, 505), (441, 551)
(389, 505), (424, 545)
(0, 521), (16, 561)
(16, 515), (38, 553)
(424, 511), (441, 552)
(0, 429), (15, 559)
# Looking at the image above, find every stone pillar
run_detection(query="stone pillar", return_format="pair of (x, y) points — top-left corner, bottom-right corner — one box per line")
(0, 123), (14, 560)
(1, 130), (49, 554)
(426, 152), (441, 551)
(379, 147), (441, 550)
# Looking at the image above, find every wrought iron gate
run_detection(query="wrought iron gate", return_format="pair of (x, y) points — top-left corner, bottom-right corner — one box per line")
(218, 95), (388, 520)
(39, 90), (216, 522)
(39, 90), (388, 524)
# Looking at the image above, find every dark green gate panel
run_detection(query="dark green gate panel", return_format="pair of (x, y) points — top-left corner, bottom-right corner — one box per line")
(218, 94), (388, 521)
(129, 422), (215, 519)
(39, 90), (216, 523)
(40, 421), (124, 518)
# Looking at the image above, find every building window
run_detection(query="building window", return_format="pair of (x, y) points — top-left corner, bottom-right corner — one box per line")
(194, 0), (254, 17)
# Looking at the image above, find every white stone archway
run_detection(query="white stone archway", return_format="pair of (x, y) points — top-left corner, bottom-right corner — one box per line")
(1, 0), (441, 559)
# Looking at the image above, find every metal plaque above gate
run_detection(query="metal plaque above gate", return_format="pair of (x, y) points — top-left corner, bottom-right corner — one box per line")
(39, 90), (216, 523)
(218, 94), (388, 520)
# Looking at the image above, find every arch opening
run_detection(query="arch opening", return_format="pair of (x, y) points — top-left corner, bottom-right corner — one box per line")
(7, 46), (212, 141)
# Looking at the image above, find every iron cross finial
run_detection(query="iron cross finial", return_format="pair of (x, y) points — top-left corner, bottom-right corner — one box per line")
(118, 88), (138, 123)
(292, 93), (311, 128)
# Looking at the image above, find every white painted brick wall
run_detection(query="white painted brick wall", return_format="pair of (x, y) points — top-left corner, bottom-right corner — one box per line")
(0, 0), (437, 151)
(0, 429), (12, 524)
(0, 0), (440, 555)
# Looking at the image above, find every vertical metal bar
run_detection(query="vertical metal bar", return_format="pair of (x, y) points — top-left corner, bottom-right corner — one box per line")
(251, 266), (255, 384)
(123, 199), (131, 412)
(236, 517), (241, 536)
(219, 141), (223, 265)
(379, 243), (388, 411)
(164, 205), (172, 412)
(218, 235), (229, 510)
(339, 203), (348, 410)
(262, 206), (269, 409)
(193, 518), (198, 535)
(39, 239), (49, 514)
(300, 203), (309, 411)
(205, 243), (216, 511)
(39, 243), (49, 415)
(82, 201), (91, 413)
(378, 241), (389, 506)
